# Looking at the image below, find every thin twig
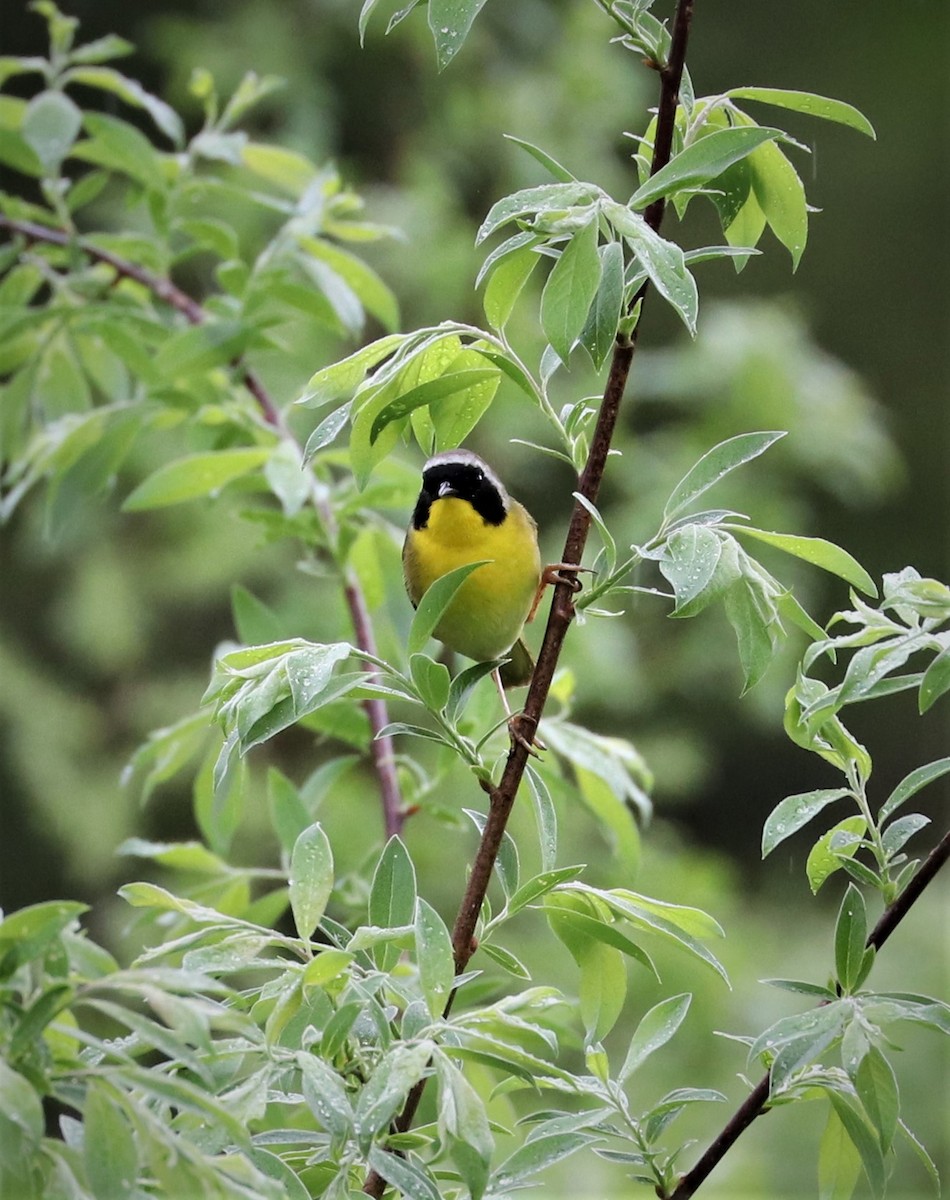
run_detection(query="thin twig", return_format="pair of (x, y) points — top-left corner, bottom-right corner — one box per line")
(0, 210), (405, 836)
(668, 826), (950, 1199)
(361, 1), (697, 1194)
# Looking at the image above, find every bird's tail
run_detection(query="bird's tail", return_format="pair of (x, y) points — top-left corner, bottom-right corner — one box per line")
(499, 637), (534, 688)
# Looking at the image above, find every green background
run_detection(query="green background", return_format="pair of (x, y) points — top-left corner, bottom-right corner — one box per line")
(1, 1), (947, 1195)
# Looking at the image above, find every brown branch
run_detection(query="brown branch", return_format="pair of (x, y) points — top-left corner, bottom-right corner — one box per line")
(0, 213), (206, 325)
(0, 210), (405, 836)
(668, 825), (950, 1200)
(362, 2), (696, 1195)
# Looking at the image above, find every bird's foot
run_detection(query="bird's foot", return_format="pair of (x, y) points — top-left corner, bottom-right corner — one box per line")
(508, 711), (546, 757)
(528, 562), (592, 622)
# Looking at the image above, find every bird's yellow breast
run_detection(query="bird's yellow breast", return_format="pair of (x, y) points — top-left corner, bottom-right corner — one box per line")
(403, 497), (540, 663)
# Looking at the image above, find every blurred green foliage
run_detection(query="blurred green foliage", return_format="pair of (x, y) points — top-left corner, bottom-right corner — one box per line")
(0, 0), (946, 1195)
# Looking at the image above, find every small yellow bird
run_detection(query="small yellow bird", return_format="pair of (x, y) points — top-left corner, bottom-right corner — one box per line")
(403, 450), (542, 688)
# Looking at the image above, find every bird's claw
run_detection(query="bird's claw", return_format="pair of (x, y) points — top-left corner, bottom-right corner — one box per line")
(508, 711), (546, 757)
(528, 562), (592, 622)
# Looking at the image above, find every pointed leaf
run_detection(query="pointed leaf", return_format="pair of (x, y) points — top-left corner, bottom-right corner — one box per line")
(122, 449), (270, 511)
(579, 241), (624, 370)
(878, 758), (950, 825)
(428, 0), (489, 69)
(834, 884), (868, 993)
(664, 432), (785, 521)
(415, 898), (454, 1017)
(408, 560), (489, 656)
(629, 125), (782, 209)
(540, 219), (602, 362)
(289, 822), (334, 940)
(727, 88), (875, 138)
(762, 788), (852, 857)
(727, 526), (876, 595)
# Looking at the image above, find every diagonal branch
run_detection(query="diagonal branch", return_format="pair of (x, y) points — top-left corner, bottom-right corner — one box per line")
(0, 211), (405, 839)
(362, 1), (697, 1194)
(668, 825), (950, 1200)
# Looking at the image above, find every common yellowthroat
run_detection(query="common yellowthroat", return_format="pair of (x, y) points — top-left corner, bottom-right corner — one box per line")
(403, 450), (541, 688)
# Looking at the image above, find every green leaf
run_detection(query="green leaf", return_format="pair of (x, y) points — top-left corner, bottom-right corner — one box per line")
(484, 243), (539, 331)
(299, 333), (407, 407)
(578, 939), (627, 1040)
(726, 525), (876, 595)
(918, 645), (950, 712)
(881, 813), (930, 858)
(68, 32), (134, 64)
(73, 112), (164, 190)
(620, 993), (692, 1081)
(436, 1055), (493, 1198)
(756, 1004), (849, 1093)
(428, 0), (489, 69)
(503, 133), (576, 182)
(289, 822), (334, 940)
(659, 524), (723, 613)
(116, 838), (227, 874)
(501, 865), (585, 917)
(370, 837), (418, 930)
(477, 181), (596, 244)
(415, 898), (454, 1017)
(494, 1132), (596, 1189)
(826, 1090), (887, 1200)
(834, 884), (868, 993)
(579, 241), (624, 370)
(0, 125), (43, 175)
(122, 448), (271, 510)
(540, 219), (602, 362)
(664, 431), (785, 522)
(479, 942), (531, 978)
(369, 367), (499, 445)
(410, 652), (452, 713)
(22, 89), (82, 172)
(561, 883), (728, 984)
(544, 905), (658, 979)
(761, 788), (852, 857)
(367, 1148), (441, 1200)
(880, 756), (950, 824)
(154, 319), (251, 378)
(84, 1082), (138, 1200)
(749, 136), (808, 268)
(408, 560), (489, 656)
(0, 1061), (43, 1144)
(896, 1118), (940, 1194)
(231, 584), (283, 645)
(355, 1042), (434, 1143)
(264, 440), (311, 517)
(855, 1045), (899, 1153)
(629, 125), (782, 209)
(524, 766), (558, 873)
(297, 1052), (353, 1139)
(818, 1104), (862, 1200)
(63, 66), (183, 144)
(723, 573), (781, 692)
(241, 141), (317, 196)
(727, 87), (876, 138)
(0, 900), (88, 967)
(806, 816), (866, 893)
(618, 212), (698, 334)
(298, 235), (399, 332)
